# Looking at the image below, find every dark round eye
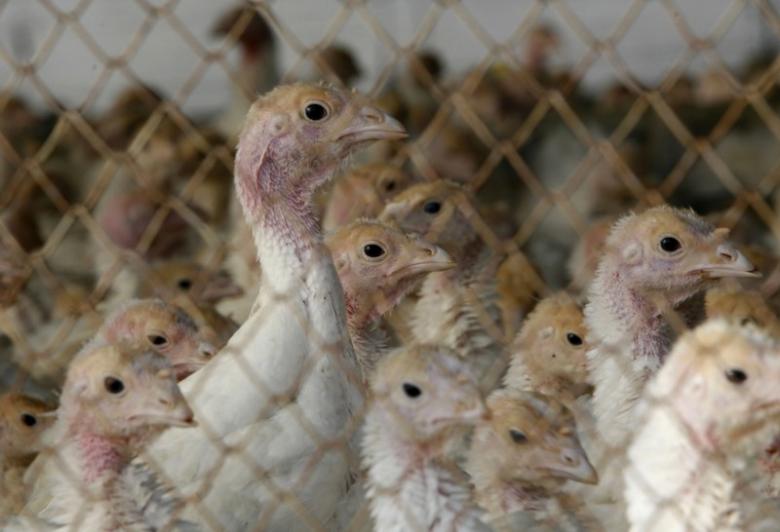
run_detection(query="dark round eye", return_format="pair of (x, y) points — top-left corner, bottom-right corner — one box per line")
(104, 377), (125, 394)
(304, 102), (329, 121)
(725, 368), (747, 384)
(659, 236), (681, 253)
(148, 334), (169, 347)
(384, 180), (396, 192)
(402, 383), (422, 398)
(566, 333), (583, 346)
(509, 429), (528, 444)
(423, 201), (441, 214)
(20, 413), (37, 427)
(363, 243), (386, 259)
(177, 278), (192, 290)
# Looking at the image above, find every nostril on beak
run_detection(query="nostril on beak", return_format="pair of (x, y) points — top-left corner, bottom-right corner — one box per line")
(199, 342), (216, 359)
(561, 450), (577, 465)
(361, 106), (383, 124)
(423, 246), (436, 257)
(717, 245), (736, 262)
(158, 397), (171, 407)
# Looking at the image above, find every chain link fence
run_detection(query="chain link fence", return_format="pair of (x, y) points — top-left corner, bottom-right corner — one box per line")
(1, 0), (780, 530)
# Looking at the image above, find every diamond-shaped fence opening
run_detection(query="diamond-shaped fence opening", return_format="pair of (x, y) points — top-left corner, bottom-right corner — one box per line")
(1, 1), (780, 531)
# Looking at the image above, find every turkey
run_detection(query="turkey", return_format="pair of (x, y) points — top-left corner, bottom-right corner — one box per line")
(132, 83), (405, 530)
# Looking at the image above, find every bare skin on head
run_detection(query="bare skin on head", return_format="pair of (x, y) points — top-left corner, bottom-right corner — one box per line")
(93, 299), (217, 381)
(626, 320), (780, 532)
(466, 389), (597, 529)
(23, 343), (194, 530)
(323, 163), (413, 231)
(235, 83), (406, 238)
(586, 205), (760, 502)
(381, 179), (505, 392)
(363, 344), (489, 532)
(504, 292), (591, 403)
(326, 220), (454, 376)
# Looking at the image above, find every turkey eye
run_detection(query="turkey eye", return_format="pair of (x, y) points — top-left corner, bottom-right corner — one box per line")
(384, 181), (396, 192)
(509, 429), (527, 444)
(402, 383), (422, 398)
(177, 278), (192, 290)
(659, 236), (681, 253)
(148, 334), (169, 347)
(363, 243), (386, 259)
(20, 414), (37, 427)
(566, 333), (583, 346)
(725, 368), (747, 384)
(423, 201), (441, 214)
(304, 102), (329, 121)
(104, 377), (125, 394)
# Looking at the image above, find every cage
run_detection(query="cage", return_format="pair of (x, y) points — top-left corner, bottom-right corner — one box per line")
(1, 0), (780, 530)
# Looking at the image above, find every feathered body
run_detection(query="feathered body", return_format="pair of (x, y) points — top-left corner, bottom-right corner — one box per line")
(135, 84), (405, 530)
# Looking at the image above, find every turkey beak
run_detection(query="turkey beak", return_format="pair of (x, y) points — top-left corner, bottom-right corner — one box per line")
(337, 105), (407, 144)
(130, 371), (197, 428)
(539, 437), (598, 485)
(690, 235), (760, 279)
(389, 240), (454, 279)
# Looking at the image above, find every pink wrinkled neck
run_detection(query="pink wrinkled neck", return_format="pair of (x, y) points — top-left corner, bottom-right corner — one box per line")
(77, 431), (127, 484)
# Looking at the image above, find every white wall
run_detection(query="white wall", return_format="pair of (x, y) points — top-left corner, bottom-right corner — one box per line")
(0, 0), (776, 115)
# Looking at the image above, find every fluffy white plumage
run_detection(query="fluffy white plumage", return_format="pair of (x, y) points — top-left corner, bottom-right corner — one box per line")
(625, 320), (780, 532)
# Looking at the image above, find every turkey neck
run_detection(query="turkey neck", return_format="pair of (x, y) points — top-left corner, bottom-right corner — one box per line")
(245, 156), (334, 295)
(588, 265), (675, 367)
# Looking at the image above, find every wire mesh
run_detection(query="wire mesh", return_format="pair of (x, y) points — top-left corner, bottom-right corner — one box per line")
(0, 0), (779, 531)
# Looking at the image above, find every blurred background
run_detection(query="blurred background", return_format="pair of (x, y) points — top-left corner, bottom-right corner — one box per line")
(1, 0), (779, 389)
(0, 0), (776, 114)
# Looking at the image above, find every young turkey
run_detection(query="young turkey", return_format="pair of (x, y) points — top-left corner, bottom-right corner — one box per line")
(363, 344), (489, 532)
(380, 179), (506, 393)
(625, 320), (780, 532)
(466, 389), (599, 531)
(11, 343), (195, 531)
(325, 219), (453, 377)
(131, 83), (406, 530)
(586, 206), (759, 502)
